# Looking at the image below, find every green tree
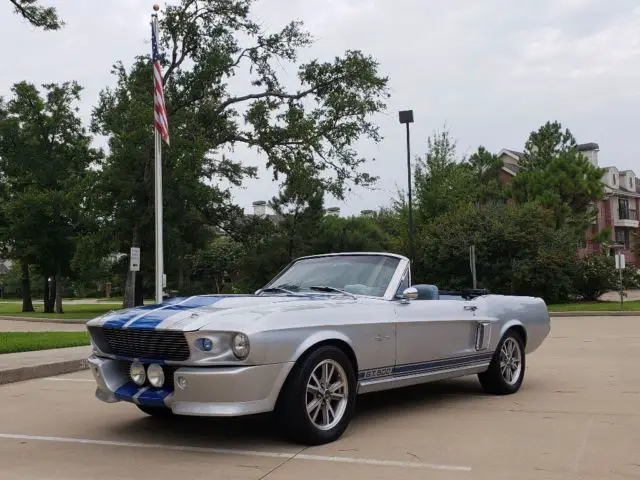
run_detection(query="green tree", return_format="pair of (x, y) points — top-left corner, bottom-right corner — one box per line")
(414, 202), (582, 303)
(0, 81), (101, 312)
(190, 236), (245, 293)
(467, 146), (506, 205)
(509, 121), (605, 227)
(312, 214), (393, 254)
(8, 0), (63, 30)
(413, 127), (474, 224)
(267, 168), (326, 262)
(92, 0), (389, 307)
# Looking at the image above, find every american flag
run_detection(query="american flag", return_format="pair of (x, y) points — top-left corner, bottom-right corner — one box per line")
(151, 17), (169, 145)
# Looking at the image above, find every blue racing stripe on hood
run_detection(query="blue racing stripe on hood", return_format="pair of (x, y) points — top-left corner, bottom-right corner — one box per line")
(101, 296), (233, 330)
(126, 304), (197, 330)
(103, 305), (160, 329)
(124, 296), (230, 330)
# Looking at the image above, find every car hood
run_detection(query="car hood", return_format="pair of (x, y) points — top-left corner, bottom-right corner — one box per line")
(87, 293), (359, 331)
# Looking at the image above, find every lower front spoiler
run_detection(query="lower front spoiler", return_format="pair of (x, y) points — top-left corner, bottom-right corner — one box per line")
(88, 355), (294, 417)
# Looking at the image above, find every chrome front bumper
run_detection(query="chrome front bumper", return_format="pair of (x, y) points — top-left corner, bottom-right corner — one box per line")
(88, 355), (294, 416)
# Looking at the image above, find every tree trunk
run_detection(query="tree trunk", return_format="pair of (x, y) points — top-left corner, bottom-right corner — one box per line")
(54, 271), (64, 314)
(20, 260), (34, 312)
(134, 271), (144, 306)
(178, 262), (185, 292)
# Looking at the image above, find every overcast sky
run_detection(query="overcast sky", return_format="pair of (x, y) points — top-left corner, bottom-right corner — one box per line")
(2, 0), (639, 216)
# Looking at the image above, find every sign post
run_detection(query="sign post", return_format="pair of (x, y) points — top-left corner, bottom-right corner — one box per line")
(129, 247), (140, 304)
(615, 252), (625, 310)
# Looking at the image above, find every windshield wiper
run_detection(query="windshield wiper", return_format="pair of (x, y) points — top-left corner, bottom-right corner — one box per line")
(308, 286), (357, 299)
(256, 287), (295, 295)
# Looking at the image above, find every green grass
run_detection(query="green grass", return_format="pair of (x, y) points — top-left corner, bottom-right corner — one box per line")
(548, 300), (640, 312)
(0, 303), (116, 319)
(0, 332), (90, 354)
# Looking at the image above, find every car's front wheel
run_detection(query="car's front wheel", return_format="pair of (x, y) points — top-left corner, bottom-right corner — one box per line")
(276, 345), (357, 445)
(478, 329), (525, 395)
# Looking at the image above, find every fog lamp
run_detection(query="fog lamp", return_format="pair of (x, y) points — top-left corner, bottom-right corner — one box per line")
(147, 363), (165, 388)
(129, 362), (146, 385)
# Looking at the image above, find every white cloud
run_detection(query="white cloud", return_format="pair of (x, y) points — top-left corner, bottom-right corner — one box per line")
(1, 0), (638, 216)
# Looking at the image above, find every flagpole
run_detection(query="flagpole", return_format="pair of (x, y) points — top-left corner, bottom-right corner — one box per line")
(152, 5), (164, 305)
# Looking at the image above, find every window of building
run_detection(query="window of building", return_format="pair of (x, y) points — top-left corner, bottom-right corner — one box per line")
(613, 173), (617, 185)
(619, 198), (630, 219)
(614, 228), (630, 249)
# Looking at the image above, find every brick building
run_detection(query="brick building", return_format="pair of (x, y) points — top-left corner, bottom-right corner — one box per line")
(497, 143), (639, 266)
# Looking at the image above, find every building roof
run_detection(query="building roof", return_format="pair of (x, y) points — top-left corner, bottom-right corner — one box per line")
(577, 142), (599, 151)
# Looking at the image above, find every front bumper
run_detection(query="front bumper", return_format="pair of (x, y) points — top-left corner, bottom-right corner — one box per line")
(88, 355), (294, 416)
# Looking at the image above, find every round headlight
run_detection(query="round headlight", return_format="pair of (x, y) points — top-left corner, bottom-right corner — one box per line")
(147, 363), (165, 388)
(232, 333), (250, 359)
(129, 362), (146, 385)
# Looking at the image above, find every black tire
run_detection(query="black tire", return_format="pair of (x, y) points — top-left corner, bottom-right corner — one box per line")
(275, 345), (357, 445)
(478, 329), (526, 395)
(137, 404), (174, 418)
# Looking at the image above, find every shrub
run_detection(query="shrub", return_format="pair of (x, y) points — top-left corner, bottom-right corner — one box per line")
(573, 254), (616, 301)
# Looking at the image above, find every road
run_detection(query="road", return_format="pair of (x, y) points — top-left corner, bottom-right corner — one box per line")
(0, 315), (639, 479)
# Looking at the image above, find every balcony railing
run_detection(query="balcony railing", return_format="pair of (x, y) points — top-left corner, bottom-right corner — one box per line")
(618, 209), (638, 221)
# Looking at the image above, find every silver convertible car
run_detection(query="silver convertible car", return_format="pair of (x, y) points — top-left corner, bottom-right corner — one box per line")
(86, 252), (551, 445)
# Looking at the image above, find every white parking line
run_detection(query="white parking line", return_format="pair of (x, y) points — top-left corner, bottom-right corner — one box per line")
(0, 433), (471, 472)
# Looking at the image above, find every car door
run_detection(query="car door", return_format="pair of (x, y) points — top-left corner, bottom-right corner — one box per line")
(393, 296), (482, 376)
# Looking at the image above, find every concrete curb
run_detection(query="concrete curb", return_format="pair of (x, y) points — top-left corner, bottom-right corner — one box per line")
(549, 311), (640, 317)
(0, 316), (88, 325)
(0, 358), (89, 386)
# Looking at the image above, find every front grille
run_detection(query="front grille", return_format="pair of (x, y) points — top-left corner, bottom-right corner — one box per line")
(89, 327), (191, 361)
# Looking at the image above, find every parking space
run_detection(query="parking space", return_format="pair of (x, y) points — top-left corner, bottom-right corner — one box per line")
(1, 316), (639, 479)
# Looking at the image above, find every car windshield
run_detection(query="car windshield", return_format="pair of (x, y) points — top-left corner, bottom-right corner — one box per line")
(265, 254), (400, 297)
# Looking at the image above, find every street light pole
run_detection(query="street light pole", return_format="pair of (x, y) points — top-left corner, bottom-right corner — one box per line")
(399, 110), (414, 263)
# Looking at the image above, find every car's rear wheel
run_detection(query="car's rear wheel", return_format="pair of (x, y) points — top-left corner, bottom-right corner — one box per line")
(478, 329), (525, 395)
(275, 345), (357, 445)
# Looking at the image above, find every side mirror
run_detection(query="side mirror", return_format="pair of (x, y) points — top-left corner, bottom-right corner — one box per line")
(401, 287), (418, 302)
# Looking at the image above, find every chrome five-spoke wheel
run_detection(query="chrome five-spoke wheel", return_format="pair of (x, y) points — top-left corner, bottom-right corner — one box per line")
(305, 359), (349, 431)
(275, 345), (356, 445)
(500, 337), (522, 385)
(478, 329), (526, 395)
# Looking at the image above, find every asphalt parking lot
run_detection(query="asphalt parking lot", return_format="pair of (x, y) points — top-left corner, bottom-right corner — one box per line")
(1, 316), (639, 480)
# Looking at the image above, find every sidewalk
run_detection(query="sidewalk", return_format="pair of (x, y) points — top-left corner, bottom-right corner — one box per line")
(0, 346), (91, 386)
(0, 319), (87, 332)
(0, 315), (88, 325)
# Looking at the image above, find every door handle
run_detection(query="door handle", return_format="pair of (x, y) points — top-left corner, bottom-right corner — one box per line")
(464, 305), (477, 311)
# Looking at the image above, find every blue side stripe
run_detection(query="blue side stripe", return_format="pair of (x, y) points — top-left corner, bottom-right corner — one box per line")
(358, 352), (494, 380)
